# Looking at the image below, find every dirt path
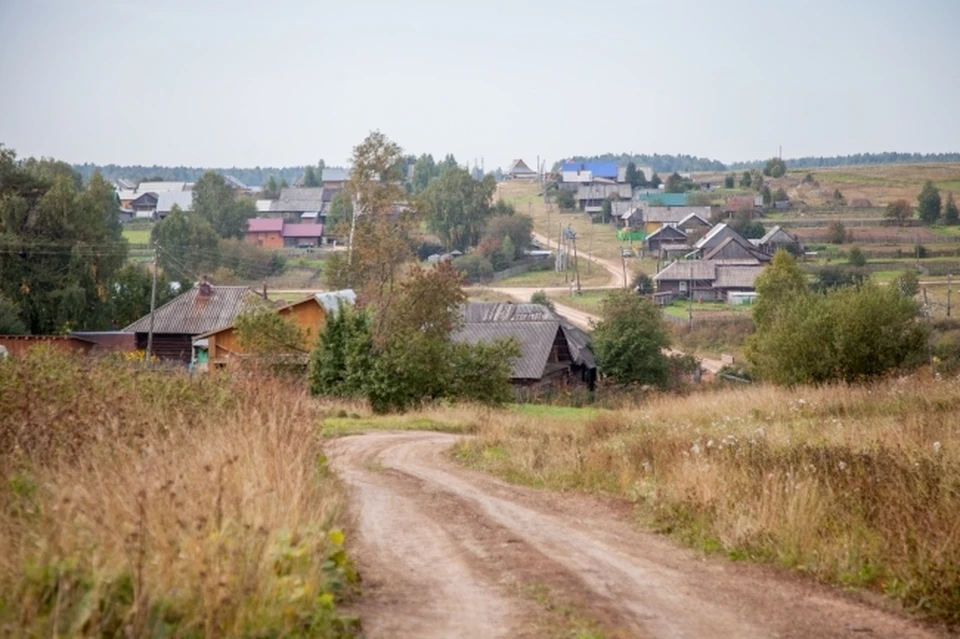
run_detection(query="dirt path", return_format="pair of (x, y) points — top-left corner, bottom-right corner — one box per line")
(329, 431), (945, 639)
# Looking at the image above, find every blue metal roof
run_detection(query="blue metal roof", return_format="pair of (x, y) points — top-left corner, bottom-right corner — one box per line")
(560, 161), (619, 180)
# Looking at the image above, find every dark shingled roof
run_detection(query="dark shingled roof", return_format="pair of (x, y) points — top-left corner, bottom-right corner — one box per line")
(124, 286), (260, 335)
(454, 303), (595, 379)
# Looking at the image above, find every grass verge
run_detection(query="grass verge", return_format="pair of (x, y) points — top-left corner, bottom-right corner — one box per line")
(0, 349), (360, 637)
(452, 375), (960, 626)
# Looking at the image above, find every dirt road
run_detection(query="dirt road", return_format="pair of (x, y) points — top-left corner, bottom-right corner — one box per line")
(329, 431), (944, 639)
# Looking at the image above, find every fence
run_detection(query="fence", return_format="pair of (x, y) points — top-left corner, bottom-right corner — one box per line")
(490, 263), (533, 282)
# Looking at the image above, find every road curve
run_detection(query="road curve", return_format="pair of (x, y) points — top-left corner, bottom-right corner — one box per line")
(328, 431), (944, 639)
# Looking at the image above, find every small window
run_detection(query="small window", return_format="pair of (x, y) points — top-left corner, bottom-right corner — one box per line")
(679, 281), (688, 292)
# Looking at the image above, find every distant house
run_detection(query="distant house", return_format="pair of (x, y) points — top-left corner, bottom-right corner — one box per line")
(576, 183), (633, 212)
(111, 178), (136, 191)
(223, 175), (251, 195)
(645, 225), (688, 253)
(123, 282), (264, 363)
(506, 159), (538, 180)
(653, 260), (766, 302)
(130, 192), (159, 219)
(246, 218), (285, 249)
(694, 223), (770, 262)
(452, 302), (596, 393)
(322, 168), (350, 190)
(156, 191), (194, 218)
(561, 161), (618, 181)
(635, 191), (688, 206)
(271, 187), (327, 221)
(757, 225), (802, 256)
(193, 290), (355, 370)
(676, 212), (712, 235)
(641, 206), (715, 234)
(282, 223), (325, 247)
(137, 181), (189, 194)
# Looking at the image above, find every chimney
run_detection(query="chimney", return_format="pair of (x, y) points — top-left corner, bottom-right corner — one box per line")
(198, 277), (213, 297)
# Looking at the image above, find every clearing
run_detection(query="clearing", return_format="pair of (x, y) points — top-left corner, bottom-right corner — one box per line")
(329, 430), (946, 639)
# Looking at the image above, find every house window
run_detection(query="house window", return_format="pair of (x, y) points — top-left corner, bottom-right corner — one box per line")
(679, 280), (688, 293)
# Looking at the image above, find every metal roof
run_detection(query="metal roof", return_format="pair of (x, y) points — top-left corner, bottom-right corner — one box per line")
(124, 286), (260, 335)
(136, 181), (187, 194)
(759, 225), (798, 245)
(653, 260), (718, 282)
(248, 218), (284, 233)
(156, 190), (194, 214)
(315, 289), (357, 314)
(713, 266), (765, 289)
(282, 223), (324, 238)
(561, 161), (618, 180)
(272, 187), (326, 212)
(646, 225), (687, 241)
(507, 159), (537, 175)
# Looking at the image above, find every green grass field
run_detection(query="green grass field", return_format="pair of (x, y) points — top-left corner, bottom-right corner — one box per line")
(122, 228), (151, 244)
(493, 266), (609, 288)
(547, 289), (610, 314)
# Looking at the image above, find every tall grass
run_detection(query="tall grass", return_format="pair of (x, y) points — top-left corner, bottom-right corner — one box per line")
(0, 349), (359, 637)
(454, 374), (960, 625)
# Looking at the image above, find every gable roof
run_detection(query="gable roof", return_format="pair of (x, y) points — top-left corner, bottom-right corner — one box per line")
(560, 162), (618, 180)
(713, 266), (765, 289)
(646, 225), (687, 242)
(644, 206), (713, 224)
(272, 187), (326, 213)
(247, 218), (284, 233)
(702, 236), (765, 262)
(454, 302), (594, 379)
(677, 212), (711, 228)
(156, 190), (194, 214)
(507, 159), (537, 176)
(759, 225), (798, 245)
(124, 286), (260, 335)
(315, 289), (357, 313)
(137, 181), (187, 194)
(223, 175), (249, 190)
(653, 260), (718, 282)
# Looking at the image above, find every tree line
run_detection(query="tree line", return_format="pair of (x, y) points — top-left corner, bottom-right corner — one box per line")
(555, 153), (726, 173)
(729, 152), (960, 171)
(72, 164), (306, 188)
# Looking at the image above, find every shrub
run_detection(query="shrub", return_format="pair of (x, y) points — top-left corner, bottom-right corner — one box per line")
(825, 220), (847, 244)
(452, 254), (494, 283)
(530, 290), (555, 311)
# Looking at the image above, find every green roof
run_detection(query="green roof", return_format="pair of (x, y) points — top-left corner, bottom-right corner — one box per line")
(635, 191), (688, 206)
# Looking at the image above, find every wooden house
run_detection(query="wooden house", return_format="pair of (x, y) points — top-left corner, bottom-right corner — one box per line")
(452, 302), (596, 395)
(645, 225), (688, 253)
(123, 283), (264, 363)
(192, 290), (355, 370)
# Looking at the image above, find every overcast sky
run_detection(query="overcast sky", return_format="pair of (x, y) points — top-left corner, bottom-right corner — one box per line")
(1, 0), (958, 171)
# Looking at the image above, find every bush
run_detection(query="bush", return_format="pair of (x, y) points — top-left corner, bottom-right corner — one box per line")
(847, 246), (866, 267)
(826, 220), (847, 244)
(553, 189), (575, 210)
(452, 254), (494, 283)
(530, 290), (555, 311)
(746, 253), (926, 385)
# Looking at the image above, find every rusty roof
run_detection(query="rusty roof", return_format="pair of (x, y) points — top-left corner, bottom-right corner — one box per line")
(124, 286), (262, 335)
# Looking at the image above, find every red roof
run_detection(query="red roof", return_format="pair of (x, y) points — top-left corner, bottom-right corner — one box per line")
(282, 223), (324, 238)
(247, 218), (284, 233)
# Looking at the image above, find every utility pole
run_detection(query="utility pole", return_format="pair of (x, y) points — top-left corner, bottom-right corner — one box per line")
(573, 232), (581, 294)
(144, 245), (159, 368)
(621, 251), (628, 290)
(948, 273), (953, 318)
(687, 278), (693, 332)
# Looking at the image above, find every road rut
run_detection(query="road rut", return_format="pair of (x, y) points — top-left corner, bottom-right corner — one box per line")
(328, 431), (946, 639)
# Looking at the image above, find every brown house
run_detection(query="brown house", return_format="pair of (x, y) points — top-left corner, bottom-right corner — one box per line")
(123, 283), (264, 363)
(653, 260), (765, 301)
(645, 225), (688, 253)
(193, 289), (355, 369)
(246, 218), (285, 249)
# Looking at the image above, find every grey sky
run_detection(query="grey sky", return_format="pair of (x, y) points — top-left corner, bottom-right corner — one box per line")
(1, 0), (958, 171)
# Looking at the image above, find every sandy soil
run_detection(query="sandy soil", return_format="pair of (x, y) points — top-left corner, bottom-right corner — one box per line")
(328, 431), (948, 639)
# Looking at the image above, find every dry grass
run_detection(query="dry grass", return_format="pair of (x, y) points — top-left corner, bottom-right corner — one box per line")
(452, 374), (960, 625)
(0, 349), (359, 637)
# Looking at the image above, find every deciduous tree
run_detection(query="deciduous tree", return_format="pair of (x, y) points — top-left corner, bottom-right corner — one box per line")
(423, 167), (497, 251)
(944, 193), (959, 225)
(592, 291), (671, 388)
(763, 157), (787, 178)
(885, 199), (913, 226)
